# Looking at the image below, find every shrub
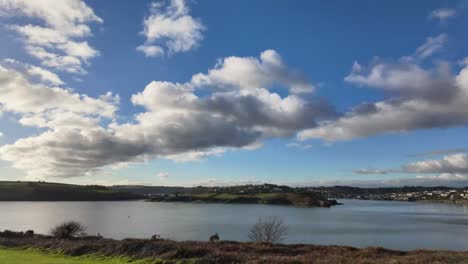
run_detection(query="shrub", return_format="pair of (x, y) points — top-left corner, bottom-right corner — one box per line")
(209, 233), (220, 242)
(24, 230), (34, 237)
(51, 221), (87, 239)
(248, 216), (288, 244)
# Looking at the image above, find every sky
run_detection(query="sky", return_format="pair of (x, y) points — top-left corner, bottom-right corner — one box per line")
(0, 0), (468, 187)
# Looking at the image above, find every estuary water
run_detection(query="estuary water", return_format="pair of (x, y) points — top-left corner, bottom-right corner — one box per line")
(1, 199), (468, 251)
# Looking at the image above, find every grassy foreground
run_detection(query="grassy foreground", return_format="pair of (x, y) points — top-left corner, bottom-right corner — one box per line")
(2, 231), (468, 263)
(0, 247), (157, 264)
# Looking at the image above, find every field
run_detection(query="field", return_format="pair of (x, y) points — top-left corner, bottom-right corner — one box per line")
(0, 248), (156, 264)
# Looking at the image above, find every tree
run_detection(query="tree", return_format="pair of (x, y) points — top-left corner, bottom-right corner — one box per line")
(51, 221), (86, 239)
(248, 216), (288, 244)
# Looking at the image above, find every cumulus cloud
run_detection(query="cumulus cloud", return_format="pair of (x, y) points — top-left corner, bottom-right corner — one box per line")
(2, 58), (64, 86)
(137, 0), (204, 57)
(192, 50), (316, 94)
(0, 66), (117, 118)
(0, 50), (334, 179)
(0, 0), (102, 74)
(430, 8), (456, 22)
(298, 48), (468, 141)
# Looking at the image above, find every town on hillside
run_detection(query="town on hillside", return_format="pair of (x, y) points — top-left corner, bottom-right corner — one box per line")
(118, 183), (468, 204)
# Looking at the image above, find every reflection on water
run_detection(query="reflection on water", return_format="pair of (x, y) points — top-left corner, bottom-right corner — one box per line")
(1, 199), (468, 250)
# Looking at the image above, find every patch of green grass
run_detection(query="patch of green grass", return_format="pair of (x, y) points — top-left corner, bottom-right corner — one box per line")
(192, 193), (283, 200)
(212, 193), (240, 199)
(192, 193), (217, 198)
(0, 247), (156, 264)
(254, 193), (283, 199)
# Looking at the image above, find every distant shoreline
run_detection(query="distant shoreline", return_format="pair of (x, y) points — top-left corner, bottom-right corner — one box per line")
(148, 192), (341, 207)
(1, 181), (467, 206)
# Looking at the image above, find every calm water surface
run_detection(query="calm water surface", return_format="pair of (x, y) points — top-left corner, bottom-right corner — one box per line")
(1, 199), (468, 250)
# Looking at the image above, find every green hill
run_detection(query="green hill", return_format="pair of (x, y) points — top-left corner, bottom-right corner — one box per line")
(0, 181), (144, 201)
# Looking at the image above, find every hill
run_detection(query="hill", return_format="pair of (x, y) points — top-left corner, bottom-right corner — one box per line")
(0, 181), (144, 201)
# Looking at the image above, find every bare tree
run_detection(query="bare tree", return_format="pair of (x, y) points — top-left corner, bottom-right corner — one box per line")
(248, 216), (288, 244)
(51, 221), (87, 239)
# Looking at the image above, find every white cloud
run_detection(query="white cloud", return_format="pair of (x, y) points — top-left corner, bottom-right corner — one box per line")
(354, 168), (389, 175)
(26, 65), (64, 86)
(430, 8), (456, 22)
(0, 51), (334, 179)
(299, 56), (468, 142)
(157, 172), (169, 179)
(2, 58), (64, 86)
(344, 60), (454, 100)
(286, 142), (312, 150)
(138, 0), (204, 57)
(352, 153), (468, 186)
(0, 131), (3, 137)
(192, 49), (316, 94)
(404, 153), (468, 174)
(414, 34), (447, 59)
(0, 66), (117, 117)
(136, 44), (164, 57)
(0, 0), (102, 74)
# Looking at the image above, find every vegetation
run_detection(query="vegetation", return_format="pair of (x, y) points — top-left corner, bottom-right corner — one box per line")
(209, 233), (219, 243)
(1, 230), (468, 263)
(248, 216), (288, 244)
(0, 181), (144, 201)
(0, 248), (156, 264)
(51, 221), (87, 239)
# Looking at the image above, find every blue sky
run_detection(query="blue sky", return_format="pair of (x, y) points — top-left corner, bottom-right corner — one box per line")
(0, 0), (468, 187)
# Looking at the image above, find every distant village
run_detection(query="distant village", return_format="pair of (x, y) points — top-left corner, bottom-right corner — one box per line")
(189, 184), (468, 203)
(345, 189), (468, 202)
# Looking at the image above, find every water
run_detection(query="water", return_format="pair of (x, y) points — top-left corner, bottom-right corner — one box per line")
(1, 199), (468, 251)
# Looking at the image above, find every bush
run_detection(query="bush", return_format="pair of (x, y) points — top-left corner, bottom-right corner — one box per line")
(209, 233), (220, 242)
(248, 216), (288, 244)
(24, 230), (34, 237)
(51, 221), (86, 239)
